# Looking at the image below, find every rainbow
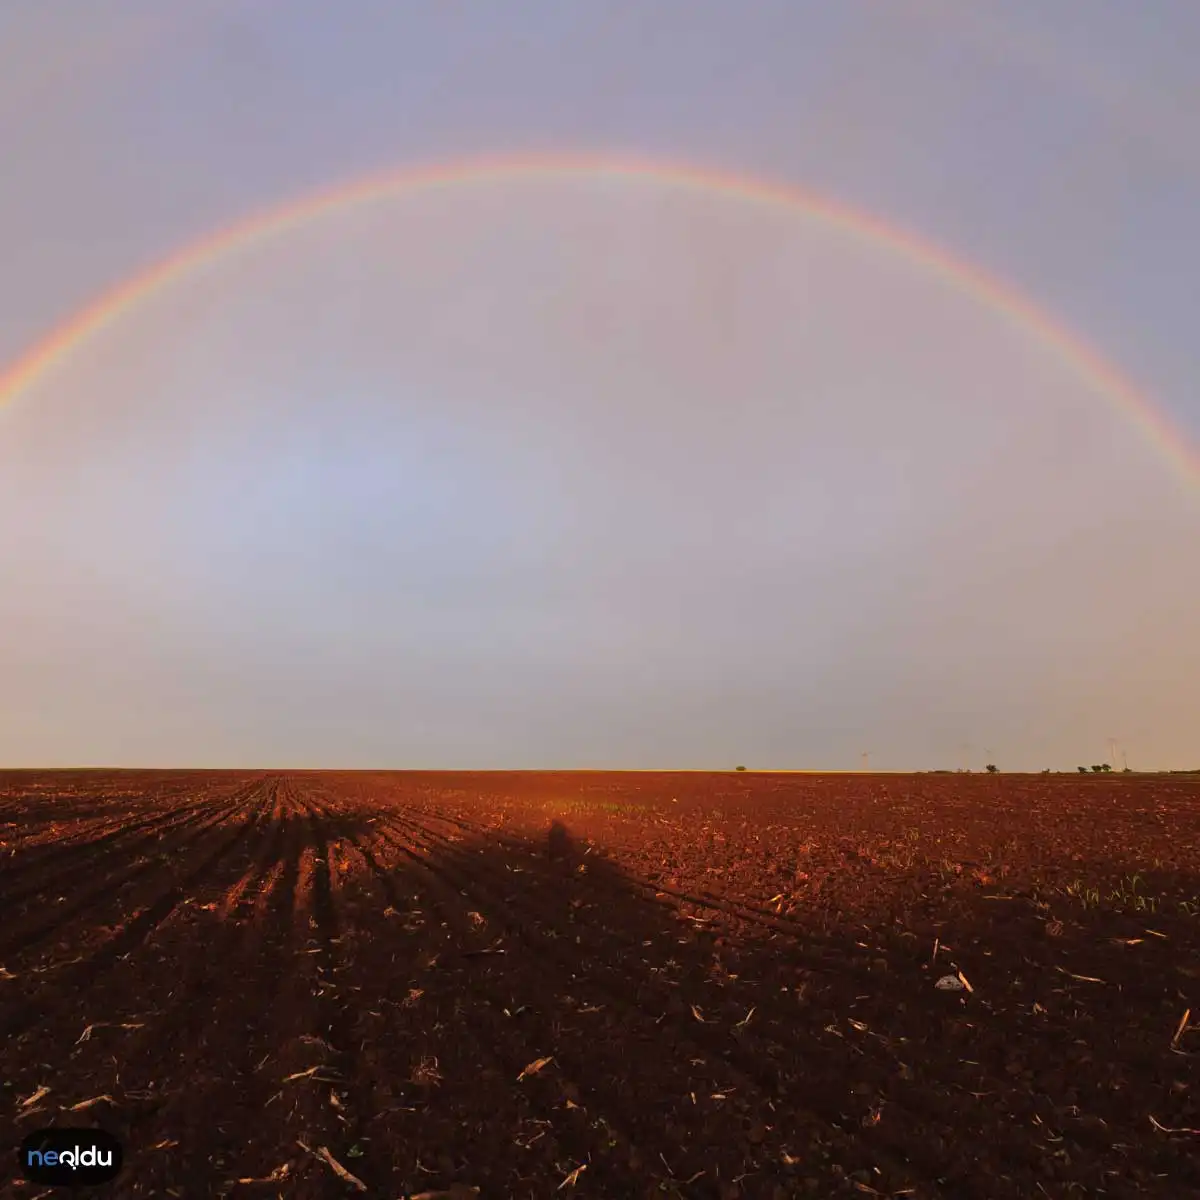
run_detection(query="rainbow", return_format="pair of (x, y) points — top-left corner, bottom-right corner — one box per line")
(1, 152), (1197, 496)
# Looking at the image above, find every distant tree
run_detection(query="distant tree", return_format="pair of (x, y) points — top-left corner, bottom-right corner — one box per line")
(985, 764), (998, 773)
(1041, 769), (1051, 774)
(1078, 766), (1089, 774)
(1090, 764), (1104, 772)
(735, 764), (747, 772)
(1100, 763), (1112, 772)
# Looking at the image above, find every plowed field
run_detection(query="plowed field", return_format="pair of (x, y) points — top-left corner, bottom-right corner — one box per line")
(2, 770), (1198, 1198)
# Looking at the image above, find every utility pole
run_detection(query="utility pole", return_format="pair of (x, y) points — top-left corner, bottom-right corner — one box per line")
(1107, 737), (1118, 768)
(861, 750), (870, 772)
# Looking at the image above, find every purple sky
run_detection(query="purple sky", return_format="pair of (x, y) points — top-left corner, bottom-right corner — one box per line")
(0, 1), (1197, 770)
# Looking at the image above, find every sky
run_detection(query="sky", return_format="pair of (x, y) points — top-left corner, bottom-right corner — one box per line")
(0, 0), (1197, 771)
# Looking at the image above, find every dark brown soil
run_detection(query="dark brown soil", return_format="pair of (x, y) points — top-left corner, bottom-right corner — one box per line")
(1, 770), (1198, 1198)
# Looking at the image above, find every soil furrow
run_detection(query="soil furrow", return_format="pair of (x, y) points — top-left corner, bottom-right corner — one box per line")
(0, 792), (269, 1047)
(27, 781), (280, 1104)
(0, 801), (242, 972)
(104, 780), (311, 1195)
(0, 790), (242, 909)
(0, 777), (261, 894)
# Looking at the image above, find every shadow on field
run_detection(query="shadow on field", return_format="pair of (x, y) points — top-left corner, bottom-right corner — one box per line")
(295, 805), (1200, 1200)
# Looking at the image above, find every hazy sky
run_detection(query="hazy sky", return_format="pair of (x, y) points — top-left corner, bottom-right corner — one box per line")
(0, 1), (1197, 770)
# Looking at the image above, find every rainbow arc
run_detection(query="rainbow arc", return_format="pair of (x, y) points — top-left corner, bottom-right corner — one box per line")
(0, 153), (1196, 498)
